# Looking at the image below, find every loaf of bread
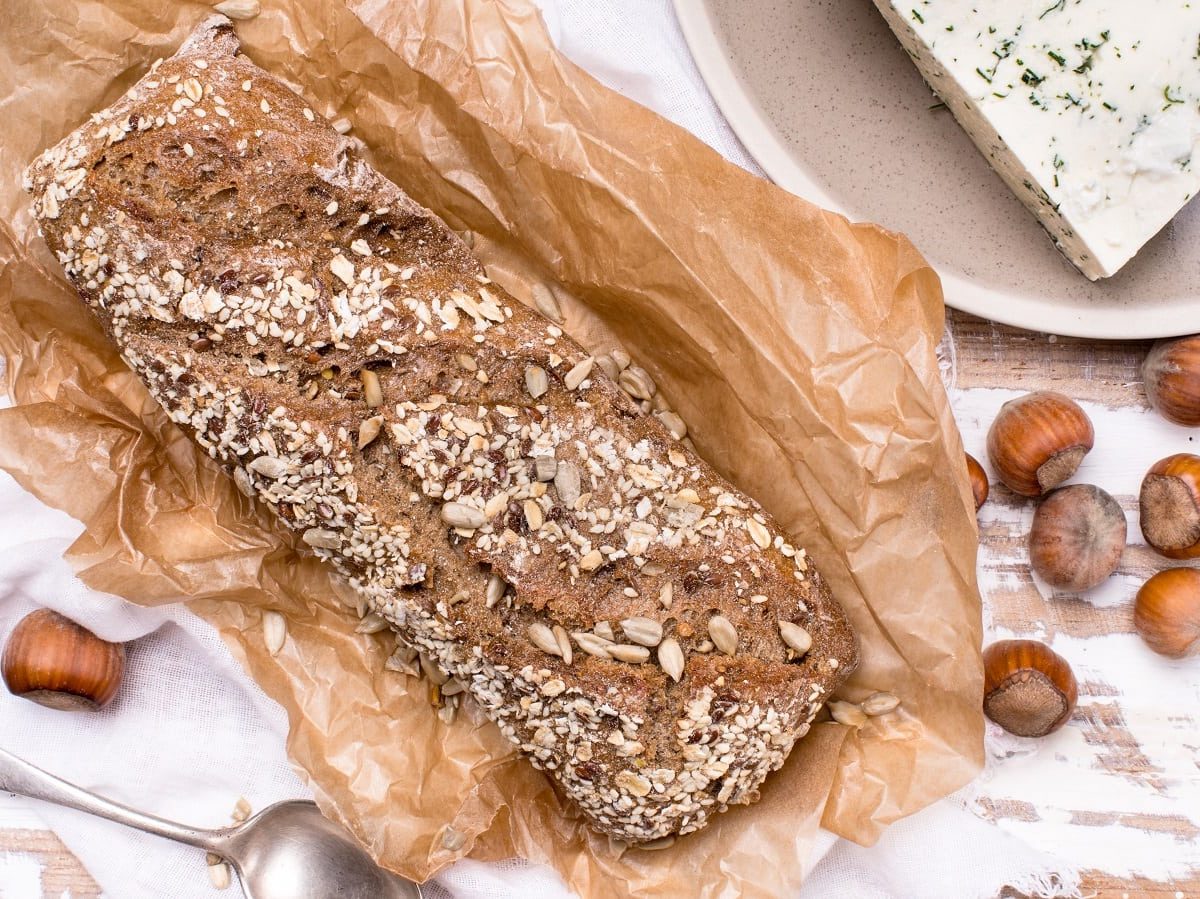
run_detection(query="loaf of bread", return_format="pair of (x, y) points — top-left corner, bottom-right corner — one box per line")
(24, 16), (857, 842)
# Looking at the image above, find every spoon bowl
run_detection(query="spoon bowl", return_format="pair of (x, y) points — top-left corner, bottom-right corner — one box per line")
(221, 800), (421, 899)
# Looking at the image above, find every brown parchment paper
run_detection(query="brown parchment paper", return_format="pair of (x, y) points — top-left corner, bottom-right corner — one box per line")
(0, 0), (985, 895)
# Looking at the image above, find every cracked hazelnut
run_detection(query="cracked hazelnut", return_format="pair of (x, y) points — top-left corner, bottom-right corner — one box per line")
(987, 391), (1093, 497)
(1134, 568), (1200, 658)
(1029, 484), (1126, 592)
(983, 639), (1077, 738)
(965, 452), (988, 512)
(2, 609), (125, 711)
(1139, 454), (1200, 559)
(1143, 336), (1200, 427)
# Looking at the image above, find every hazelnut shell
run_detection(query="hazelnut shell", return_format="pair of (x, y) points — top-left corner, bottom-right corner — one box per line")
(1029, 484), (1126, 592)
(983, 639), (1077, 738)
(2, 609), (125, 711)
(1143, 336), (1200, 427)
(986, 391), (1093, 497)
(965, 452), (988, 512)
(1139, 453), (1200, 559)
(1134, 567), (1200, 658)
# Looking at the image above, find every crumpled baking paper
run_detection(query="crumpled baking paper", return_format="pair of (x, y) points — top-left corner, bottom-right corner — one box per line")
(0, 0), (984, 895)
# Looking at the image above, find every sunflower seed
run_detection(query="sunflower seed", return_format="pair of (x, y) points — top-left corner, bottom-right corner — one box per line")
(657, 637), (685, 682)
(440, 826), (467, 852)
(485, 573), (507, 608)
(554, 462), (582, 507)
(331, 117), (352, 134)
(695, 639), (714, 653)
(182, 77), (203, 103)
(564, 356), (595, 391)
(460, 230), (475, 248)
(708, 615), (738, 655)
(618, 366), (655, 400)
(659, 580), (674, 609)
(438, 700), (458, 725)
(359, 369), (383, 408)
(531, 282), (563, 323)
(232, 467), (255, 497)
(214, 0), (260, 19)
(608, 643), (651, 663)
(578, 549), (603, 572)
(829, 700), (869, 728)
(420, 653), (451, 685)
(533, 457), (558, 482)
(208, 862), (231, 890)
(262, 611), (286, 656)
(357, 414), (384, 449)
(595, 354), (619, 379)
(525, 365), (549, 399)
(455, 353), (478, 372)
(329, 253), (355, 287)
(620, 617), (663, 647)
(861, 692), (901, 717)
(593, 621), (616, 642)
(247, 455), (289, 479)
(778, 620), (812, 657)
(572, 632), (614, 659)
(615, 770), (652, 796)
(611, 348), (632, 371)
(385, 646), (420, 676)
(745, 517), (772, 550)
(528, 622), (562, 657)
(523, 499), (545, 531)
(440, 679), (466, 697)
(356, 612), (389, 634)
(553, 625), (573, 664)
(40, 188), (59, 219)
(441, 502), (486, 530)
(302, 528), (341, 549)
(655, 410), (687, 440)
(231, 797), (252, 823)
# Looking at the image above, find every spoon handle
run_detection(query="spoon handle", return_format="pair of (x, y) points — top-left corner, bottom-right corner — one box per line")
(0, 746), (228, 853)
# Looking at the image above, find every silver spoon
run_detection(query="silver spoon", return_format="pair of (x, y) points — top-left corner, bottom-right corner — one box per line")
(0, 746), (422, 898)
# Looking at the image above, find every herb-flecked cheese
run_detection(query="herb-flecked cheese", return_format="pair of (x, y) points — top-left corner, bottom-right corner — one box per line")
(875, 0), (1200, 279)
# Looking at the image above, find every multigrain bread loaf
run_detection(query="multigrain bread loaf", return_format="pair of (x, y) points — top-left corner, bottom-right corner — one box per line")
(24, 16), (857, 842)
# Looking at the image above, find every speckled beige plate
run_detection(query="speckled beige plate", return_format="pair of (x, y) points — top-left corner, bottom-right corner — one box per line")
(674, 0), (1200, 338)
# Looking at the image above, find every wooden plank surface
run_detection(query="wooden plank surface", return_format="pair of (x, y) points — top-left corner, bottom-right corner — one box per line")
(2, 310), (1196, 898)
(0, 829), (100, 897)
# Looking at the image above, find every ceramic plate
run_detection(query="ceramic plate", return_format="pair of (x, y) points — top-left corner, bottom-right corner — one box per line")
(674, 0), (1200, 338)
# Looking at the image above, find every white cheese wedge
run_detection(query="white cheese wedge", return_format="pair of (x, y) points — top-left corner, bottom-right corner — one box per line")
(873, 1), (1200, 279)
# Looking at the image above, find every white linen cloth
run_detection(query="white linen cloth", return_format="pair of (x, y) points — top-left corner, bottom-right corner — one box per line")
(0, 2), (1083, 897)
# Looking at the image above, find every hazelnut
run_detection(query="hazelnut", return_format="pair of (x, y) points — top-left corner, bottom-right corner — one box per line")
(965, 452), (988, 512)
(986, 391), (1094, 497)
(2, 609), (125, 711)
(1029, 484), (1126, 592)
(1142, 336), (1200, 427)
(1139, 454), (1200, 559)
(983, 639), (1077, 738)
(1133, 568), (1200, 658)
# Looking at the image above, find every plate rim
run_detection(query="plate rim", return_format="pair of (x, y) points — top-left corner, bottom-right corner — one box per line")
(672, 0), (1200, 340)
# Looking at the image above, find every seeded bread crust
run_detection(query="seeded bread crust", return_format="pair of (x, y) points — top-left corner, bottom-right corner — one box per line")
(24, 16), (857, 842)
